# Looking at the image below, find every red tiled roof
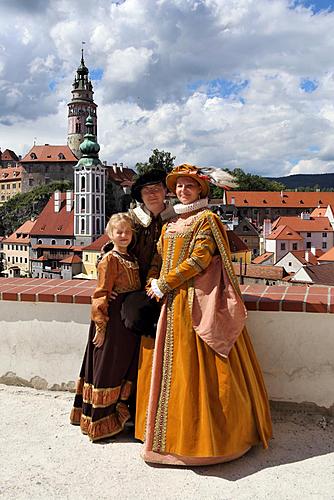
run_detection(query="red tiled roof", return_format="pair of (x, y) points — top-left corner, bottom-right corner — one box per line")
(226, 191), (334, 208)
(31, 193), (74, 236)
(310, 207), (327, 217)
(233, 263), (285, 280)
(105, 165), (135, 187)
(289, 250), (319, 265)
(252, 252), (274, 264)
(60, 255), (82, 264)
(21, 145), (77, 163)
(226, 230), (249, 252)
(3, 219), (36, 244)
(1, 149), (19, 161)
(296, 263), (334, 286)
(317, 247), (334, 262)
(271, 216), (333, 232)
(0, 166), (23, 182)
(83, 233), (109, 251)
(267, 224), (303, 241)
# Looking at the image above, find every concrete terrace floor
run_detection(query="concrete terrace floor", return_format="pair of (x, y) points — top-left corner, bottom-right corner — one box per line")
(0, 384), (333, 500)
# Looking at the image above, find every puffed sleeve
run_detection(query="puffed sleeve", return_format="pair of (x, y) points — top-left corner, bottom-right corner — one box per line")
(156, 217), (216, 294)
(91, 253), (118, 333)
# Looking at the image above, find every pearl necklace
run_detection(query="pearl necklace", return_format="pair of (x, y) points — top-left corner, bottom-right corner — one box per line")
(173, 197), (209, 215)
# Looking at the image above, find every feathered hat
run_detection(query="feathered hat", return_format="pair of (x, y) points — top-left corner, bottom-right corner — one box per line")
(166, 164), (237, 198)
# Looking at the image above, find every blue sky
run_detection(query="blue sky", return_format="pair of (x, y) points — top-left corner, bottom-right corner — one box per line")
(2, 0), (334, 176)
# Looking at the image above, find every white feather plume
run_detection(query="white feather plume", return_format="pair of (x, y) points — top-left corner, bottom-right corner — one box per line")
(199, 167), (238, 189)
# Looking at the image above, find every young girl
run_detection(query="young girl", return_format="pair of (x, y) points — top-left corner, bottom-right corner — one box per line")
(70, 213), (141, 442)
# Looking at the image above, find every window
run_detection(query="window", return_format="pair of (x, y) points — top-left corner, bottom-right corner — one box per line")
(96, 198), (100, 213)
(288, 262), (292, 267)
(81, 176), (86, 191)
(29, 179), (34, 187)
(96, 218), (100, 234)
(306, 241), (311, 249)
(25, 258), (27, 264)
(37, 239), (43, 244)
(85, 255), (89, 261)
(12, 183), (16, 189)
(20, 257), (22, 263)
(1, 185), (4, 190)
(75, 123), (81, 133)
(322, 242), (327, 249)
(307, 232), (311, 238)
(280, 243), (286, 250)
(7, 184), (10, 189)
(96, 177), (100, 191)
(51, 240), (56, 245)
(81, 197), (86, 211)
(65, 240), (71, 245)
(81, 218), (85, 233)
(292, 243), (298, 250)
(322, 232), (327, 238)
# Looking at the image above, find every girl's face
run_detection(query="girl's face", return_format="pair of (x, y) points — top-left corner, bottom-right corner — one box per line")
(175, 176), (202, 205)
(111, 221), (133, 250)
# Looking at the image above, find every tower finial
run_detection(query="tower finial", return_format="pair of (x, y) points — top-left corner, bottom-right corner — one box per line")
(81, 41), (86, 64)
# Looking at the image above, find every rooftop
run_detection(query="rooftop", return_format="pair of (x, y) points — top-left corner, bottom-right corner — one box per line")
(226, 191), (334, 208)
(31, 193), (74, 237)
(21, 145), (78, 163)
(267, 224), (303, 241)
(0, 166), (23, 182)
(272, 216), (333, 232)
(0, 384), (332, 499)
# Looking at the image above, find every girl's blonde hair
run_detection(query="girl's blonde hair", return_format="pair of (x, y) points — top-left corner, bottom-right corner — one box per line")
(105, 213), (134, 240)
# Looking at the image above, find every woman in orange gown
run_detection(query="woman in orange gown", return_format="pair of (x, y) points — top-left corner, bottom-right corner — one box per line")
(142, 164), (272, 465)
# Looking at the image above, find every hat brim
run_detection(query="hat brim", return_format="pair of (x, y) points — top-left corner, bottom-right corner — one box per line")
(166, 172), (209, 197)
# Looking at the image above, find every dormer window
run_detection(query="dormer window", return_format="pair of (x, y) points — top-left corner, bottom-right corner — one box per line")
(37, 239), (43, 245)
(58, 153), (65, 160)
(51, 240), (56, 245)
(30, 153), (37, 160)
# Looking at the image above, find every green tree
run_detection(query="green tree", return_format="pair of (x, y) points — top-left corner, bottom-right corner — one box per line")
(0, 180), (73, 236)
(135, 148), (175, 175)
(230, 168), (285, 191)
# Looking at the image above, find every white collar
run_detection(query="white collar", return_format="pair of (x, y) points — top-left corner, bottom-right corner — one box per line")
(132, 203), (175, 227)
(173, 198), (209, 215)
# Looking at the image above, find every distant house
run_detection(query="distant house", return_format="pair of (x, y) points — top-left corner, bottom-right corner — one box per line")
(224, 191), (334, 225)
(264, 214), (333, 263)
(227, 230), (252, 264)
(252, 251), (275, 266)
(2, 220), (36, 277)
(233, 218), (260, 257)
(20, 144), (77, 192)
(29, 191), (82, 279)
(80, 233), (110, 279)
(291, 262), (334, 286)
(0, 166), (23, 205)
(0, 148), (19, 167)
(275, 250), (320, 274)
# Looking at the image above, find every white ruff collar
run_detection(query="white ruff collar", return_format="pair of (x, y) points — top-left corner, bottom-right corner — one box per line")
(174, 198), (209, 215)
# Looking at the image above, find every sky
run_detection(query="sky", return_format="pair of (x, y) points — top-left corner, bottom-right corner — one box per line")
(2, 0), (334, 177)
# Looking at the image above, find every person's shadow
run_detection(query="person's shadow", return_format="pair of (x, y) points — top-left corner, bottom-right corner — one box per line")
(146, 409), (334, 480)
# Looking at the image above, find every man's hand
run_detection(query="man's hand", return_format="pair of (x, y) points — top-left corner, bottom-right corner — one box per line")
(109, 291), (118, 300)
(92, 327), (106, 348)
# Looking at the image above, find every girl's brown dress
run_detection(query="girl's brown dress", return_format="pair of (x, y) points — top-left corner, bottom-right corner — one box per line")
(142, 207), (272, 465)
(70, 250), (141, 441)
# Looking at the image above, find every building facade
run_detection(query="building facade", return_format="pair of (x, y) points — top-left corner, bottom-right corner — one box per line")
(0, 166), (23, 205)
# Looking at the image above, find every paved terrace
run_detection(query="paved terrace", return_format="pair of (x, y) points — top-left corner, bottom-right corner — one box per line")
(0, 384), (333, 499)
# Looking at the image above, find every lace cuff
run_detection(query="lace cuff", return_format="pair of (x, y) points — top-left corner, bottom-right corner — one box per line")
(151, 279), (164, 299)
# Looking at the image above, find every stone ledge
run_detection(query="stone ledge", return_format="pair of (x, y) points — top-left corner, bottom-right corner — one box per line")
(0, 278), (332, 313)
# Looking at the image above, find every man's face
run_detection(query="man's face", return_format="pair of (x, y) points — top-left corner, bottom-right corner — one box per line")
(140, 182), (166, 213)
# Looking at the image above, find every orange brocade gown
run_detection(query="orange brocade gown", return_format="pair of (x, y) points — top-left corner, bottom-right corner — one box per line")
(141, 209), (272, 465)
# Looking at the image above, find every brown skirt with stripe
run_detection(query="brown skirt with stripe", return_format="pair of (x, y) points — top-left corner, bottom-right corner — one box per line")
(70, 294), (140, 441)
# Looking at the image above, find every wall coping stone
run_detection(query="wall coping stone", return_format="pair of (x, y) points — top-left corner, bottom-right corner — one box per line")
(0, 278), (332, 313)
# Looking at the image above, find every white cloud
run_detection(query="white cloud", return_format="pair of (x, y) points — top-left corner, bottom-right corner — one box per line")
(2, 0), (334, 176)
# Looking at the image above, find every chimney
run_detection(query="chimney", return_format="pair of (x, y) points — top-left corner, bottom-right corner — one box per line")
(231, 196), (235, 205)
(66, 190), (73, 212)
(280, 190), (284, 199)
(263, 218), (272, 238)
(54, 190), (61, 213)
(301, 212), (310, 220)
(305, 251), (309, 262)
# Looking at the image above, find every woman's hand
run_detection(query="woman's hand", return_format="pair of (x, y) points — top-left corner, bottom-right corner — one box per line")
(146, 286), (157, 299)
(92, 327), (106, 348)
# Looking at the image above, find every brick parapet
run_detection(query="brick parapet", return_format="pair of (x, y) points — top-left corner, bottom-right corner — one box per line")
(0, 278), (332, 313)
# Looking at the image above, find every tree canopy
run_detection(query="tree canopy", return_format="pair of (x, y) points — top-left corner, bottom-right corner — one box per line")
(229, 168), (285, 191)
(135, 148), (175, 175)
(0, 180), (73, 236)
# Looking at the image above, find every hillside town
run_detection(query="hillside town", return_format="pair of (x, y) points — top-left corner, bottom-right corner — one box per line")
(2, 51), (334, 288)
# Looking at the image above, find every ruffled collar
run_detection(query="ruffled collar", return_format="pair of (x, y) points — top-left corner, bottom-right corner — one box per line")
(173, 197), (209, 215)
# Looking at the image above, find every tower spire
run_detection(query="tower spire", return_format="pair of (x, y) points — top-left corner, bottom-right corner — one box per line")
(67, 48), (97, 159)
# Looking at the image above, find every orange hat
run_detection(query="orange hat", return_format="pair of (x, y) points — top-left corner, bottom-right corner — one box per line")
(166, 164), (210, 198)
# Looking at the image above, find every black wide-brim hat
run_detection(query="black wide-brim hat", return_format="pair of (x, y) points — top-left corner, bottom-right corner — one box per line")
(131, 169), (167, 202)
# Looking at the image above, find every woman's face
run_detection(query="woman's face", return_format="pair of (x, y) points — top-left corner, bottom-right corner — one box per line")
(175, 176), (202, 205)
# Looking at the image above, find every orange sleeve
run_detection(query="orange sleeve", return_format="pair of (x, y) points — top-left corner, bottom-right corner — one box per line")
(91, 253), (117, 328)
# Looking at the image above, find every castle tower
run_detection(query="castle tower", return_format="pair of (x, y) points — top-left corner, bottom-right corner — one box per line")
(67, 49), (97, 159)
(74, 115), (105, 246)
